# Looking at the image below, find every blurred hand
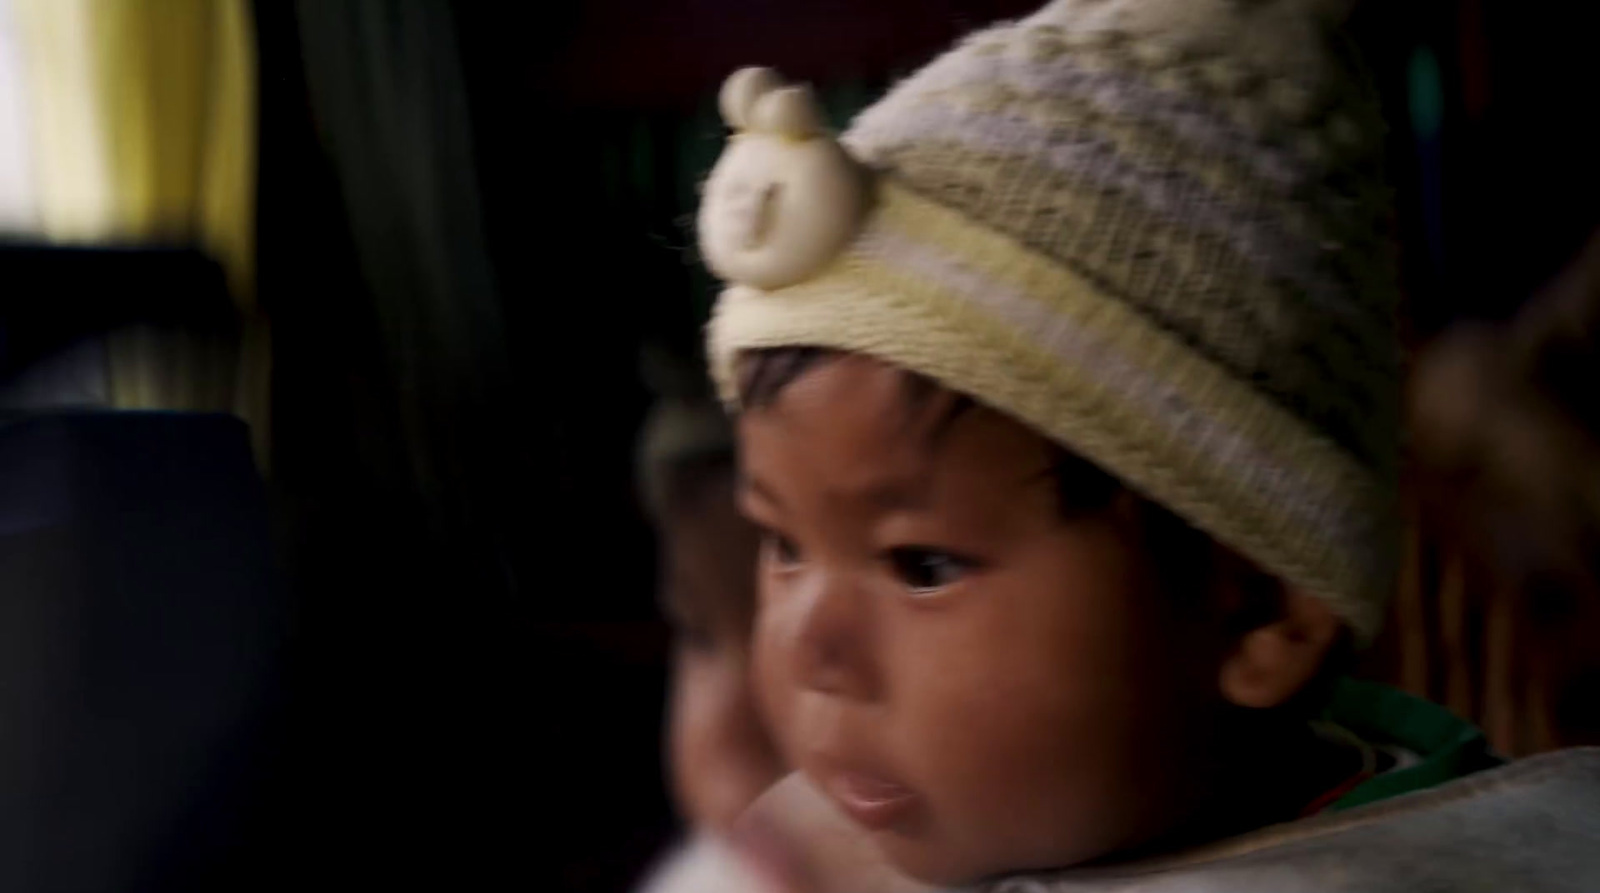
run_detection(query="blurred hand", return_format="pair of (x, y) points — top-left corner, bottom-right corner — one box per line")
(638, 835), (773, 893)
(732, 772), (936, 893)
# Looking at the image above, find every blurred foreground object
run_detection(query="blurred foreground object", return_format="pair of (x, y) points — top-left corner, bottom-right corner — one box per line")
(638, 836), (773, 893)
(634, 774), (930, 893)
(0, 412), (283, 890)
(1391, 233), (1600, 754)
(638, 345), (783, 834)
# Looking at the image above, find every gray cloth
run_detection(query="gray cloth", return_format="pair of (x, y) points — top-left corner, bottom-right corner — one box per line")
(987, 748), (1600, 893)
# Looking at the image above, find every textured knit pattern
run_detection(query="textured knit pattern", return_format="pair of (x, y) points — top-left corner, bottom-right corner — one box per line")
(706, 0), (1402, 638)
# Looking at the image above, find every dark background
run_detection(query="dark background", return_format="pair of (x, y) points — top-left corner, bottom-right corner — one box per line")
(7, 1), (1584, 890)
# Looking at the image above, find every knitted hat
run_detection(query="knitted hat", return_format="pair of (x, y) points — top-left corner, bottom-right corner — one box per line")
(697, 0), (1401, 638)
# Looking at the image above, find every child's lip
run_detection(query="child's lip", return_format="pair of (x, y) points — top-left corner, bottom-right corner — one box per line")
(817, 763), (918, 830)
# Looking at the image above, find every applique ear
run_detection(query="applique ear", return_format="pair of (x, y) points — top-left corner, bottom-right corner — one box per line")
(719, 67), (784, 131)
(698, 68), (870, 291)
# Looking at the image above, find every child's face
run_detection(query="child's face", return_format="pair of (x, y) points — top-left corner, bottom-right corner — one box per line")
(661, 474), (784, 832)
(737, 354), (1231, 884)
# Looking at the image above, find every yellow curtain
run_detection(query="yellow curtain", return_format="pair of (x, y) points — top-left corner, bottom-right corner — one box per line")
(11, 0), (113, 241)
(12, 0), (268, 465)
(94, 0), (254, 300)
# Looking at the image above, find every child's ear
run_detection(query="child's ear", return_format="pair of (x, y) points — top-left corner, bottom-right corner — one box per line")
(1217, 585), (1343, 710)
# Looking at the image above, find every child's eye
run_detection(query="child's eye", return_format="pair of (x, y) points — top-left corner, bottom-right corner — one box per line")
(887, 547), (974, 595)
(761, 529), (803, 568)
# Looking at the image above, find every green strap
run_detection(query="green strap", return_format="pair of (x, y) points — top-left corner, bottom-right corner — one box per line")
(1323, 679), (1503, 811)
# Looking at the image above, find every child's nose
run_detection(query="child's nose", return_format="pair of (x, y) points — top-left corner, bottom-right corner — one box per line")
(789, 571), (879, 703)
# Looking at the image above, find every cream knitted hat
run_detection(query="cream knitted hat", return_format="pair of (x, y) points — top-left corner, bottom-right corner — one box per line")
(697, 0), (1401, 638)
